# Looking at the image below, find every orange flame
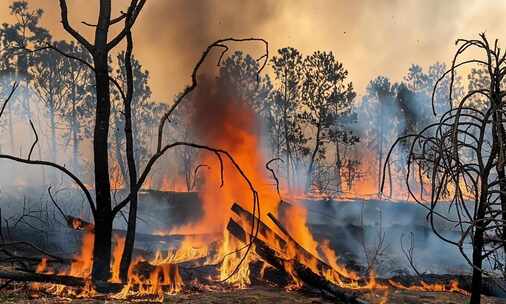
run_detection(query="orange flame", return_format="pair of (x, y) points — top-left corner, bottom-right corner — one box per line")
(159, 176), (188, 192)
(110, 235), (126, 283)
(388, 279), (469, 295)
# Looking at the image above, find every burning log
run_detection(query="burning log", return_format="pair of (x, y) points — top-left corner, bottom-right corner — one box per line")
(232, 203), (360, 285)
(267, 211), (336, 270)
(230, 203), (287, 249)
(226, 219), (366, 304)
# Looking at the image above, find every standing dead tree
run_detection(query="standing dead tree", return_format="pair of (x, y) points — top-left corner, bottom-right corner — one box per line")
(382, 33), (506, 304)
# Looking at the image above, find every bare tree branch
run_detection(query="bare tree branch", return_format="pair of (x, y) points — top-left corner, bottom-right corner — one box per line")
(0, 155), (96, 215)
(27, 120), (38, 161)
(106, 0), (146, 50)
(266, 158), (283, 199)
(58, 0), (94, 52)
(0, 82), (18, 119)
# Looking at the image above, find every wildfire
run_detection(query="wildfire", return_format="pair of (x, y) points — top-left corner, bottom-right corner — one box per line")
(30, 78), (472, 302)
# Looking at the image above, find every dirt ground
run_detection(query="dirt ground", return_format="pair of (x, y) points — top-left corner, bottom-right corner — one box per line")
(2, 285), (506, 304)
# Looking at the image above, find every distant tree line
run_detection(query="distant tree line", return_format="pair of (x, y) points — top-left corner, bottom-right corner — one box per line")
(0, 1), (490, 200)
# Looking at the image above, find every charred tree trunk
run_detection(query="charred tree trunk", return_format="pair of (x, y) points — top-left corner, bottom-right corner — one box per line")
(490, 72), (506, 276)
(494, 114), (506, 262)
(56, 0), (145, 284)
(90, 1), (114, 282)
(377, 96), (384, 195)
(119, 31), (138, 283)
(91, 213), (113, 282)
(498, 164), (506, 255)
(471, 225), (485, 304)
(470, 179), (490, 304)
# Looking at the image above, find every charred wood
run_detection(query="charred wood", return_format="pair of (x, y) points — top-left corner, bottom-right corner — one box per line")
(226, 218), (365, 304)
(232, 203), (359, 282)
(231, 203), (287, 249)
(0, 271), (122, 292)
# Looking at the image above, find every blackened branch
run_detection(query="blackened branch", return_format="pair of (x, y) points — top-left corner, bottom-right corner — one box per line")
(0, 82), (18, 119)
(266, 158), (283, 199)
(27, 120), (38, 161)
(58, 0), (94, 52)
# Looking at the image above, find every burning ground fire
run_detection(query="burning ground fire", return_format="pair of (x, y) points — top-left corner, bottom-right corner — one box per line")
(28, 78), (470, 302)
(31, 213), (469, 302)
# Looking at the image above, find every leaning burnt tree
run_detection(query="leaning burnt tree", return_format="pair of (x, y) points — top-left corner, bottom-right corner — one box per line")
(382, 34), (506, 304)
(0, 0), (268, 285)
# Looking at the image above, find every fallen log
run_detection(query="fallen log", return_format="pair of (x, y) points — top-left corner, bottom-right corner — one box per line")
(0, 271), (122, 292)
(226, 218), (366, 304)
(232, 203), (359, 284)
(0, 267), (208, 294)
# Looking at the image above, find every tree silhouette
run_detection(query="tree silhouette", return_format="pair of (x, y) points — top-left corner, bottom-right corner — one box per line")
(363, 76), (398, 194)
(56, 41), (95, 172)
(270, 47), (308, 190)
(218, 50), (273, 116)
(0, 1), (50, 151)
(300, 51), (356, 192)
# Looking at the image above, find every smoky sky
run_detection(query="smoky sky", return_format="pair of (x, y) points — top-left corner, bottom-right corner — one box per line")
(1, 0), (506, 102)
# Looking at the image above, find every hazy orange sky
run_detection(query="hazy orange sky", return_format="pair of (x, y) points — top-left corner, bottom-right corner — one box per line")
(2, 0), (506, 101)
